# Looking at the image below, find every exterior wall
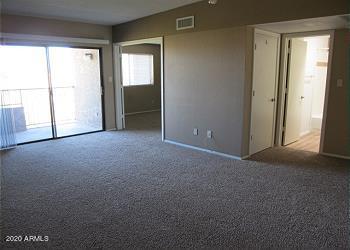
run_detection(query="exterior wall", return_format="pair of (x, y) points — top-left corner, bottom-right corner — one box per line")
(122, 44), (161, 114)
(72, 49), (102, 128)
(1, 14), (116, 130)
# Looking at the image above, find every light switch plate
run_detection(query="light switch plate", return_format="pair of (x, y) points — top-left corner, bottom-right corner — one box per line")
(337, 79), (343, 88)
(207, 130), (213, 139)
(193, 128), (198, 136)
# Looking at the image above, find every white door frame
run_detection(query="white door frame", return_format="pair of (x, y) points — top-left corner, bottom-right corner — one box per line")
(249, 28), (281, 155)
(276, 30), (335, 154)
(113, 37), (165, 141)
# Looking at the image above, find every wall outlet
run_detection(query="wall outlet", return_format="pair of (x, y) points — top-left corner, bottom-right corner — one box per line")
(207, 130), (213, 139)
(193, 128), (198, 136)
(108, 76), (113, 83)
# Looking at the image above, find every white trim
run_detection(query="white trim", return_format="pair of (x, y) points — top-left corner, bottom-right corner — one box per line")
(241, 155), (251, 160)
(106, 128), (117, 131)
(164, 140), (244, 161)
(321, 152), (350, 160)
(276, 30), (334, 155)
(125, 109), (161, 116)
(113, 45), (125, 130)
(254, 28), (280, 38)
(0, 32), (110, 45)
(116, 37), (163, 47)
(113, 37), (165, 141)
(0, 146), (17, 151)
(249, 28), (280, 155)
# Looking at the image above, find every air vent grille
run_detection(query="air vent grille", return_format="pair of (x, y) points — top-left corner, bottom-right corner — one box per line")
(176, 16), (195, 31)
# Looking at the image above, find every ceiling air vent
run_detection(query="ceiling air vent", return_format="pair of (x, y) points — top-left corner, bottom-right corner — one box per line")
(176, 16), (195, 31)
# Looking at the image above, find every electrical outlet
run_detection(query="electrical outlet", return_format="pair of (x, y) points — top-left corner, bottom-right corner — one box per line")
(193, 128), (198, 136)
(207, 130), (213, 139)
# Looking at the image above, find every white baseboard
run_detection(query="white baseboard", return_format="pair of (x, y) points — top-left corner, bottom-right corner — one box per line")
(125, 109), (160, 116)
(164, 139), (243, 160)
(320, 152), (350, 160)
(241, 155), (251, 160)
(0, 146), (17, 151)
(106, 128), (117, 131)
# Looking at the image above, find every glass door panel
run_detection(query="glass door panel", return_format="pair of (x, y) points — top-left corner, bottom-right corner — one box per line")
(48, 47), (103, 137)
(0, 45), (53, 143)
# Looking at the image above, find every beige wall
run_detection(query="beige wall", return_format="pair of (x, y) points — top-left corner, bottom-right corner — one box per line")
(113, 0), (349, 158)
(165, 27), (248, 156)
(113, 0), (347, 42)
(122, 44), (161, 114)
(1, 14), (116, 130)
(242, 27), (255, 156)
(323, 29), (350, 156)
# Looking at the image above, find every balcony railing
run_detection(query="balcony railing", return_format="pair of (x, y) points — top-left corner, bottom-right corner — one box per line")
(0, 86), (75, 128)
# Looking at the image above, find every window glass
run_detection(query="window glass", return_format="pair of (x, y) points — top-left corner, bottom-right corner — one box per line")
(122, 54), (154, 86)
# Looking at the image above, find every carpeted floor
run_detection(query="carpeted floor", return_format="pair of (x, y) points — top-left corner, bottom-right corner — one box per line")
(1, 112), (349, 249)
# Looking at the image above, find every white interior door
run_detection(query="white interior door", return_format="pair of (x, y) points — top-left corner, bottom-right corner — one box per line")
(283, 38), (307, 145)
(250, 31), (279, 155)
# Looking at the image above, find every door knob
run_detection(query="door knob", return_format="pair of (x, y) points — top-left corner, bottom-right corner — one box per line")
(301, 96), (305, 100)
(270, 98), (275, 102)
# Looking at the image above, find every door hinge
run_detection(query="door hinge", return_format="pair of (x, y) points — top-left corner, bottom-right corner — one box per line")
(250, 135), (253, 141)
(254, 43), (257, 50)
(100, 86), (104, 95)
(252, 90), (255, 97)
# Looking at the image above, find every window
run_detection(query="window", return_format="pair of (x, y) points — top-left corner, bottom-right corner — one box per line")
(122, 53), (154, 86)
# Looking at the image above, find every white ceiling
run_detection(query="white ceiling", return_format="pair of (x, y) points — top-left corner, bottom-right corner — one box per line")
(0, 0), (203, 25)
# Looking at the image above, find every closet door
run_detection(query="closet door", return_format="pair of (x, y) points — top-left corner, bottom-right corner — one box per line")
(250, 32), (280, 155)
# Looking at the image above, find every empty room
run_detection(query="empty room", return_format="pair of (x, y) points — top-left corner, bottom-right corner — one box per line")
(0, 0), (349, 249)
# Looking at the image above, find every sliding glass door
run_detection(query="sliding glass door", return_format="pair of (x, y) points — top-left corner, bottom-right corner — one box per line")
(0, 45), (53, 144)
(49, 47), (103, 137)
(0, 45), (103, 144)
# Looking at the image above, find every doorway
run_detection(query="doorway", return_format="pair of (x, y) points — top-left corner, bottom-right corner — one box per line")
(0, 45), (104, 144)
(114, 37), (164, 138)
(249, 29), (333, 156)
(280, 34), (332, 153)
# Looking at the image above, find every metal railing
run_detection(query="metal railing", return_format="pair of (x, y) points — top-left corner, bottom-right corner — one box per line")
(0, 86), (75, 127)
